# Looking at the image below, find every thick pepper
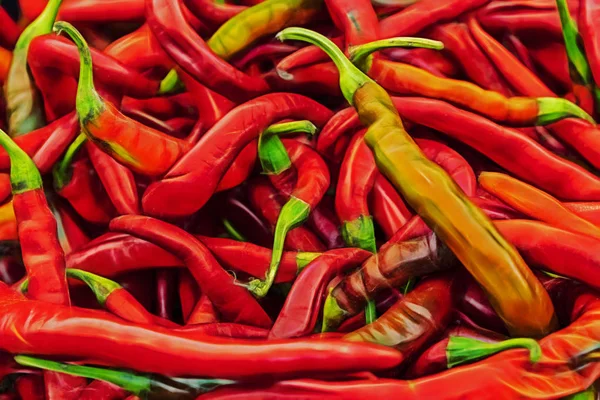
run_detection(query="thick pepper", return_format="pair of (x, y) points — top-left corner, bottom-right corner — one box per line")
(277, 27), (557, 337)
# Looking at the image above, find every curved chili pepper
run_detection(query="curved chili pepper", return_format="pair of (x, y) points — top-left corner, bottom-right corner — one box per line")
(58, 0), (144, 22)
(325, 0), (379, 48)
(335, 129), (377, 253)
(54, 22), (190, 177)
(580, 0), (600, 89)
(504, 33), (538, 73)
(317, 106), (361, 159)
(78, 380), (128, 400)
(276, 36), (344, 73)
(179, 269), (199, 323)
(49, 198), (90, 254)
(564, 202), (600, 225)
(186, 0), (246, 25)
(217, 189), (273, 247)
(268, 61), (343, 96)
(17, 355), (234, 400)
(53, 134), (115, 224)
(249, 131), (330, 296)
(322, 232), (458, 331)
(215, 141), (257, 193)
(392, 97), (600, 201)
(480, 172), (600, 239)
(370, 174), (412, 239)
(0, 128), (70, 305)
(5, 0), (62, 136)
(156, 269), (176, 321)
(278, 27), (556, 337)
(142, 93), (332, 217)
(16, 375), (45, 400)
(109, 215), (272, 328)
(430, 23), (513, 95)
(234, 43), (299, 70)
(248, 177), (326, 253)
(147, 0), (269, 102)
(528, 40), (572, 92)
(459, 277), (508, 335)
(348, 42), (593, 125)
(269, 248), (370, 339)
(0, 282), (403, 377)
(66, 268), (176, 328)
(31, 112), (79, 174)
(0, 47), (12, 84)
(103, 24), (172, 72)
(86, 141), (140, 216)
(121, 94), (196, 122)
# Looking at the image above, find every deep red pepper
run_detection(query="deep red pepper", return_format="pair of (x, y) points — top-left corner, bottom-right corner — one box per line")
(270, 248), (370, 339)
(527, 40), (572, 92)
(179, 269), (199, 323)
(0, 128), (70, 305)
(50, 198), (90, 254)
(459, 277), (509, 335)
(186, 0), (246, 25)
(0, 8), (20, 49)
(0, 282), (403, 377)
(103, 24), (173, 71)
(387, 47), (459, 78)
(580, 0), (600, 88)
(187, 293), (218, 325)
(155, 269), (176, 322)
(370, 174), (412, 239)
(233, 43), (299, 70)
(109, 215), (272, 328)
(143, 93), (332, 218)
(215, 140), (257, 193)
(16, 375), (45, 400)
(77, 379), (128, 400)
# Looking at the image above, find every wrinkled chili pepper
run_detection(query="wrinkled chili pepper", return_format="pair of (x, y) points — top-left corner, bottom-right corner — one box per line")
(278, 27), (556, 337)
(5, 0), (63, 136)
(0, 281), (403, 377)
(269, 248), (370, 339)
(0, 127), (70, 305)
(143, 93), (332, 218)
(53, 22), (190, 176)
(347, 38), (593, 126)
(109, 215), (272, 328)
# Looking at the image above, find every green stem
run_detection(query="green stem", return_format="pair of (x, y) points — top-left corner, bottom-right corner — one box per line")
(555, 0), (593, 85)
(15, 0), (63, 51)
(159, 69), (185, 95)
(222, 219), (247, 242)
(563, 387), (597, 400)
(0, 128), (42, 193)
(247, 196), (310, 297)
(66, 268), (121, 307)
(365, 299), (377, 324)
(258, 120), (316, 175)
(277, 27), (374, 105)
(14, 355), (152, 395)
(52, 22), (104, 124)
(349, 37), (444, 71)
(536, 97), (595, 124)
(52, 133), (87, 191)
(341, 215), (377, 254)
(447, 336), (541, 368)
(296, 251), (321, 272)
(321, 289), (348, 332)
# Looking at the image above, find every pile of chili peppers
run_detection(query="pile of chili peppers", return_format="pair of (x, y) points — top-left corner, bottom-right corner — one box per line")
(0, 0), (600, 398)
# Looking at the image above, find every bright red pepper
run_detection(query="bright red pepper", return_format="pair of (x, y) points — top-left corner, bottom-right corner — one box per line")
(370, 174), (412, 239)
(580, 0), (600, 88)
(59, 0), (144, 22)
(77, 380), (128, 400)
(187, 293), (218, 325)
(103, 24), (173, 71)
(43, 370), (86, 400)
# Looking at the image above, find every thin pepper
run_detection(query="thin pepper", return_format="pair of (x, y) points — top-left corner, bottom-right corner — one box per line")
(5, 0), (63, 136)
(58, 0), (144, 22)
(278, 27), (556, 337)
(0, 281), (403, 377)
(370, 174), (412, 238)
(580, 0), (600, 89)
(0, 127), (70, 305)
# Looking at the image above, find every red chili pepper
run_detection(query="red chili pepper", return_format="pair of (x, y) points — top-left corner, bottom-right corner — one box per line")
(173, 323), (270, 339)
(215, 140), (257, 193)
(233, 43), (299, 70)
(269, 248), (370, 339)
(44, 370), (86, 400)
(186, 0), (246, 25)
(325, 0), (379, 48)
(527, 40), (572, 92)
(121, 94), (196, 122)
(0, 282), (403, 377)
(50, 198), (90, 254)
(187, 293), (218, 325)
(431, 23), (512, 95)
(142, 93), (332, 217)
(178, 269), (199, 323)
(53, 23), (191, 177)
(0, 127), (69, 305)
(16, 375), (45, 400)
(580, 0), (600, 88)
(370, 174), (412, 239)
(58, 0), (144, 22)
(103, 24), (173, 71)
(335, 129), (377, 252)
(31, 112), (79, 174)
(387, 47), (459, 78)
(109, 215), (272, 328)
(321, 232), (457, 331)
(155, 269), (176, 322)
(0, 199), (16, 242)
(0, 8), (20, 50)
(267, 61), (343, 96)
(53, 135), (116, 224)
(503, 33), (538, 74)
(77, 380), (128, 400)
(564, 202), (600, 225)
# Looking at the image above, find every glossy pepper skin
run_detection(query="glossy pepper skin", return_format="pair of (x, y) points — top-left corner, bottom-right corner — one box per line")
(580, 0), (600, 88)
(54, 22), (190, 177)
(0, 128), (70, 306)
(277, 28), (556, 337)
(0, 282), (403, 378)
(370, 174), (412, 238)
(109, 215), (272, 328)
(142, 93), (332, 218)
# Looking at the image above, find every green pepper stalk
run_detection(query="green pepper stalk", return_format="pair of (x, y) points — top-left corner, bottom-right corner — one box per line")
(277, 27), (557, 338)
(247, 120), (318, 297)
(14, 355), (234, 400)
(52, 133), (87, 192)
(5, 0), (63, 136)
(447, 336), (541, 368)
(222, 219), (247, 242)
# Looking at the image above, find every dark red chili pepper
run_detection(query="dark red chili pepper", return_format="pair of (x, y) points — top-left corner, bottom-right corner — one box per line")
(66, 268), (176, 328)
(86, 141), (140, 216)
(269, 248), (370, 339)
(431, 23), (512, 95)
(43, 370), (86, 400)
(370, 174), (412, 239)
(179, 269), (199, 323)
(187, 293), (218, 325)
(186, 0), (246, 25)
(503, 33), (538, 74)
(0, 127), (70, 305)
(527, 40), (572, 92)
(58, 0), (144, 22)
(53, 135), (116, 224)
(16, 375), (45, 400)
(156, 269), (176, 322)
(54, 22), (191, 176)
(267, 61), (343, 96)
(322, 232), (457, 331)
(142, 93), (332, 218)
(77, 380), (128, 400)
(580, 0), (600, 88)
(248, 177), (326, 252)
(109, 215), (272, 328)
(49, 198), (90, 254)
(233, 43), (299, 70)
(459, 277), (509, 335)
(0, 8), (20, 49)
(0, 282), (403, 377)
(335, 129), (377, 253)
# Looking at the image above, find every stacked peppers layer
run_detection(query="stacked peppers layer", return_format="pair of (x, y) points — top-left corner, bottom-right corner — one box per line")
(0, 0), (598, 398)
